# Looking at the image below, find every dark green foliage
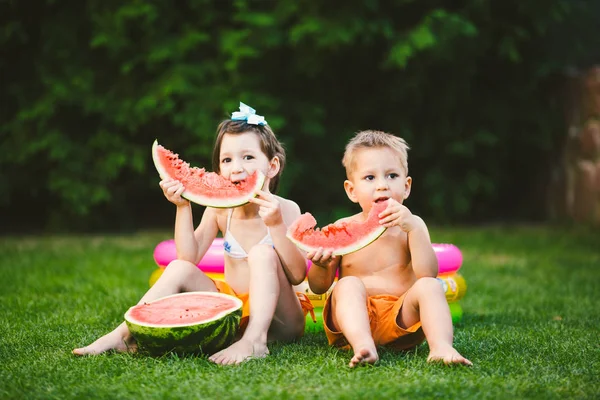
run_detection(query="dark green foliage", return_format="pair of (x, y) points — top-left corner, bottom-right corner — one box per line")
(1, 0), (598, 231)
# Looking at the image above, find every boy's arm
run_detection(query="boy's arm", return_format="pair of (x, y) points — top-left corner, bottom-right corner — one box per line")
(378, 200), (438, 278)
(407, 216), (438, 278)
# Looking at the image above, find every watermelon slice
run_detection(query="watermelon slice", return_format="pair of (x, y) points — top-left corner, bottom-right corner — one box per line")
(124, 291), (242, 355)
(287, 201), (388, 256)
(152, 140), (265, 208)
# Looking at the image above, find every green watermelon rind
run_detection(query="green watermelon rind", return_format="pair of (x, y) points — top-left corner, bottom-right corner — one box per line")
(124, 292), (243, 356)
(151, 140), (266, 208)
(287, 225), (387, 256)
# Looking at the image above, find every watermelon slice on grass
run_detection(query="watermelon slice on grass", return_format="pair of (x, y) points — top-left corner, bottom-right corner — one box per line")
(152, 140), (266, 208)
(124, 292), (242, 355)
(287, 201), (388, 256)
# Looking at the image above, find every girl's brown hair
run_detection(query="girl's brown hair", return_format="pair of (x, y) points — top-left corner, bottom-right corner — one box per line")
(212, 120), (286, 193)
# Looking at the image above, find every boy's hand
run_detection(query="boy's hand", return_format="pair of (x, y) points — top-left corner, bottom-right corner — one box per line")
(159, 179), (190, 207)
(248, 188), (283, 227)
(306, 247), (339, 269)
(378, 199), (420, 232)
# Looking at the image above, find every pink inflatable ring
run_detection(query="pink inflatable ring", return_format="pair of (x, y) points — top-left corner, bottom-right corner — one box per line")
(154, 240), (462, 275)
(153, 238), (226, 274)
(432, 243), (463, 274)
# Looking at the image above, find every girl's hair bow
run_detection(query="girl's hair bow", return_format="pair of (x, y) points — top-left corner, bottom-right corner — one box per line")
(231, 102), (267, 126)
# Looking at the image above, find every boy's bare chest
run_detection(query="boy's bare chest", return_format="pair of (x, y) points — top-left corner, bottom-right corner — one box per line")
(341, 229), (411, 274)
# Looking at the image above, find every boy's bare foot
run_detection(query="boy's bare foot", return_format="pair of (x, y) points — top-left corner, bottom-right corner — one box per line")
(208, 339), (269, 365)
(72, 330), (137, 356)
(427, 346), (472, 366)
(349, 346), (379, 368)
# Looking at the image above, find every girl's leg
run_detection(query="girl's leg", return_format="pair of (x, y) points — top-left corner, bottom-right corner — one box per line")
(209, 244), (305, 365)
(73, 260), (217, 356)
(329, 276), (378, 367)
(399, 277), (472, 366)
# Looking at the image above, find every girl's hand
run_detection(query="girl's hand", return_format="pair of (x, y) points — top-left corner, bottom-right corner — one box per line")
(306, 247), (339, 270)
(378, 198), (419, 232)
(248, 188), (283, 227)
(159, 179), (189, 207)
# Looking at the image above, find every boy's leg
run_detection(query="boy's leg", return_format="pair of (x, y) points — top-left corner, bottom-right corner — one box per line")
(399, 277), (472, 366)
(209, 244), (305, 365)
(329, 276), (378, 367)
(73, 260), (217, 356)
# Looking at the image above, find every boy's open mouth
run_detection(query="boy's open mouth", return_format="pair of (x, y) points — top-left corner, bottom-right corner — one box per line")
(374, 197), (389, 203)
(231, 179), (244, 186)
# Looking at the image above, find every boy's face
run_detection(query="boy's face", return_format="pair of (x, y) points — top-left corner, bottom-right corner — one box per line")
(344, 147), (411, 213)
(219, 132), (279, 186)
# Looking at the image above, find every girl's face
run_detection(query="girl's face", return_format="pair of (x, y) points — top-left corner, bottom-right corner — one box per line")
(344, 147), (411, 214)
(219, 132), (278, 185)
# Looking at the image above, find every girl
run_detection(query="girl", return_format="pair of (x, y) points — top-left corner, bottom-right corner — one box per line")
(73, 103), (312, 365)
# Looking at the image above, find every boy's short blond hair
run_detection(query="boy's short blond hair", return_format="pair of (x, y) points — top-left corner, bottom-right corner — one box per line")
(342, 130), (410, 178)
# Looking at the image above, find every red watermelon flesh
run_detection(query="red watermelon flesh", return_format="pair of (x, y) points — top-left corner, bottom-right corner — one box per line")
(287, 200), (388, 256)
(152, 140), (265, 208)
(128, 293), (239, 326)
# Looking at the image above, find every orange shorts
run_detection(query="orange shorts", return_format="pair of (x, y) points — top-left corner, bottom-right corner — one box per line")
(323, 293), (425, 351)
(213, 280), (315, 333)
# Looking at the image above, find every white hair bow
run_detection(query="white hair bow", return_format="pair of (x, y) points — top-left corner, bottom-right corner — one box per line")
(231, 102), (267, 126)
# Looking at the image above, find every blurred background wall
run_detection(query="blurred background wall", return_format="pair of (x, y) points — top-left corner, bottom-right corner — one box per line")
(1, 0), (599, 234)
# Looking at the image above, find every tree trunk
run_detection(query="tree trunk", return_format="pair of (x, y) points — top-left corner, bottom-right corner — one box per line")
(549, 67), (600, 224)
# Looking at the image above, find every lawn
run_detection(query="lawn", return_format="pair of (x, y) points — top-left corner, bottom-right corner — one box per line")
(1, 226), (599, 399)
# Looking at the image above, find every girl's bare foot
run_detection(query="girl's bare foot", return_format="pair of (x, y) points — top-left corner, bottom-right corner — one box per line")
(208, 339), (269, 365)
(349, 346), (379, 368)
(72, 330), (137, 356)
(427, 346), (472, 366)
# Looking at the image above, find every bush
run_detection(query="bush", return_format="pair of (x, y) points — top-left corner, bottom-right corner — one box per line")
(1, 0), (598, 232)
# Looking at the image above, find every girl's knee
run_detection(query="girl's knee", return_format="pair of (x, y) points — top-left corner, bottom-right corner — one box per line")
(160, 259), (216, 292)
(247, 244), (278, 266)
(163, 259), (199, 278)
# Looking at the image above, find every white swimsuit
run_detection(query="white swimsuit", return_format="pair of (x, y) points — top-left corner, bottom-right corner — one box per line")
(223, 208), (273, 259)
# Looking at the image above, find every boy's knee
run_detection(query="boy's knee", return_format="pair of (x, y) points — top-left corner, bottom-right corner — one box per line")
(334, 276), (364, 293)
(413, 276), (443, 294)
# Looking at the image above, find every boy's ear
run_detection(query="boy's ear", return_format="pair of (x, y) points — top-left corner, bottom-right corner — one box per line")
(344, 179), (359, 203)
(267, 156), (280, 179)
(403, 176), (412, 200)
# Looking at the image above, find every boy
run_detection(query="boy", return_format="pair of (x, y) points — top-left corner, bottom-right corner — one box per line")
(307, 130), (472, 367)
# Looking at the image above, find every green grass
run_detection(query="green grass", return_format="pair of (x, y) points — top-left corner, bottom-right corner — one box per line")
(1, 226), (599, 399)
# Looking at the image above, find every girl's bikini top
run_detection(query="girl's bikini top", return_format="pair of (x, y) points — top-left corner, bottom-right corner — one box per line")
(223, 208), (273, 259)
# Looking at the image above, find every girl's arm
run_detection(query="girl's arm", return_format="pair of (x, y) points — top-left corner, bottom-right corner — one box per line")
(272, 199), (312, 285)
(248, 191), (308, 285)
(175, 204), (220, 265)
(160, 178), (219, 265)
